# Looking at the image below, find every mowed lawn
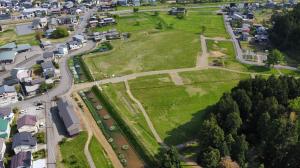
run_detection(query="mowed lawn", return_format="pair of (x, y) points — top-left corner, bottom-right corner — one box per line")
(59, 132), (89, 168)
(102, 83), (160, 156)
(128, 69), (250, 145)
(89, 136), (113, 168)
(84, 30), (200, 79)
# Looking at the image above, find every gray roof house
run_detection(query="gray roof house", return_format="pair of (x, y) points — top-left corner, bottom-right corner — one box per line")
(42, 51), (54, 60)
(0, 107), (14, 122)
(12, 132), (37, 154)
(57, 98), (81, 136)
(0, 85), (16, 95)
(10, 151), (32, 168)
(0, 42), (31, 64)
(41, 61), (55, 79)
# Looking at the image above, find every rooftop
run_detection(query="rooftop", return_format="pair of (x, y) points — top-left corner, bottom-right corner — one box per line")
(17, 115), (37, 129)
(12, 132), (37, 149)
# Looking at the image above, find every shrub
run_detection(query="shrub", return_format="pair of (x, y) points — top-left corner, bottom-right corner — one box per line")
(133, 7), (139, 13)
(51, 27), (69, 39)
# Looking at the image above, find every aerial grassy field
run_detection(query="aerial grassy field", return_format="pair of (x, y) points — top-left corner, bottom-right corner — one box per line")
(206, 39), (279, 74)
(126, 69), (250, 145)
(0, 29), (39, 46)
(89, 136), (113, 168)
(59, 132), (89, 168)
(84, 9), (230, 80)
(102, 83), (160, 156)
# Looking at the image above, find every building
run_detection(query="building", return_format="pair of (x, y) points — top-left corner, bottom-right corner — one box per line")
(57, 44), (68, 56)
(0, 85), (18, 107)
(31, 17), (47, 30)
(24, 85), (40, 97)
(67, 41), (83, 50)
(10, 151), (32, 168)
(0, 107), (14, 123)
(41, 61), (55, 79)
(92, 32), (106, 42)
(12, 132), (37, 154)
(72, 35), (87, 44)
(0, 118), (10, 139)
(17, 115), (38, 134)
(0, 42), (31, 64)
(11, 68), (30, 82)
(42, 51), (54, 60)
(0, 138), (5, 161)
(57, 98), (81, 136)
(168, 7), (186, 15)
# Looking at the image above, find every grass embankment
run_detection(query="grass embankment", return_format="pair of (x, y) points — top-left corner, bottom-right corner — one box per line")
(89, 136), (113, 168)
(59, 132), (89, 168)
(84, 9), (229, 80)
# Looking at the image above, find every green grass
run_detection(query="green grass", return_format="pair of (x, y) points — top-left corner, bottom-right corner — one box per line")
(59, 132), (89, 168)
(89, 136), (113, 168)
(0, 29), (39, 46)
(128, 69), (250, 145)
(206, 39), (280, 74)
(84, 30), (199, 79)
(102, 83), (160, 156)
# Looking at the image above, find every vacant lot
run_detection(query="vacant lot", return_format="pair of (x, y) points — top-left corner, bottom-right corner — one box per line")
(0, 29), (39, 46)
(126, 69), (249, 145)
(84, 30), (200, 79)
(59, 132), (89, 168)
(89, 136), (113, 168)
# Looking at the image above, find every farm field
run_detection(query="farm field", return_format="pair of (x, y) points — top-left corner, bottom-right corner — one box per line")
(84, 8), (229, 80)
(89, 136), (113, 168)
(102, 83), (161, 156)
(103, 69), (250, 146)
(59, 132), (89, 168)
(0, 29), (39, 46)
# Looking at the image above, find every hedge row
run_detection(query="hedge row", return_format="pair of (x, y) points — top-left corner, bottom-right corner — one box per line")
(78, 55), (94, 82)
(91, 86), (158, 167)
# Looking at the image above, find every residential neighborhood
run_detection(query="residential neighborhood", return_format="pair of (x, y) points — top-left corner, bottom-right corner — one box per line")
(0, 0), (300, 168)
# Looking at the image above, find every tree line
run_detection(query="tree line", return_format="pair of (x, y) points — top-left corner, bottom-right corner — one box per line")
(269, 4), (300, 60)
(197, 75), (300, 168)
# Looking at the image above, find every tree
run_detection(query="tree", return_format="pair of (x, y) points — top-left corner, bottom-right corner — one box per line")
(201, 26), (206, 35)
(266, 49), (284, 67)
(35, 31), (43, 41)
(198, 147), (221, 168)
(231, 135), (248, 167)
(288, 97), (300, 112)
(51, 27), (69, 39)
(219, 156), (239, 168)
(225, 112), (242, 134)
(32, 64), (42, 76)
(158, 146), (182, 168)
(133, 7), (139, 13)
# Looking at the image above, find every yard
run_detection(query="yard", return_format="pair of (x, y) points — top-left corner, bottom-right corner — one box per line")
(59, 132), (89, 168)
(89, 136), (113, 168)
(0, 29), (39, 46)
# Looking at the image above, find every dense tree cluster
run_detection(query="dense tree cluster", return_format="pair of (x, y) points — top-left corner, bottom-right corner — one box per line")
(197, 75), (300, 168)
(269, 4), (300, 59)
(158, 147), (182, 168)
(51, 27), (69, 39)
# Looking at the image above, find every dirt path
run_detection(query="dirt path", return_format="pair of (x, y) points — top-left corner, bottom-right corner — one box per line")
(124, 80), (163, 144)
(71, 93), (123, 168)
(196, 35), (209, 68)
(169, 72), (184, 85)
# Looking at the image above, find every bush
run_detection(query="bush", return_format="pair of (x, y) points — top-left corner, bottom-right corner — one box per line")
(51, 27), (69, 39)
(156, 22), (163, 29)
(35, 132), (45, 144)
(176, 13), (185, 19)
(133, 7), (139, 13)
(33, 149), (46, 160)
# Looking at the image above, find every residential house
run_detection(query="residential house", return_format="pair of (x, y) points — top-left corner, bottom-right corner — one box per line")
(12, 132), (37, 154)
(57, 98), (81, 136)
(0, 138), (5, 161)
(99, 17), (116, 27)
(40, 41), (52, 49)
(11, 68), (30, 82)
(23, 85), (40, 97)
(0, 107), (14, 123)
(10, 151), (32, 168)
(72, 35), (87, 44)
(31, 17), (47, 30)
(67, 41), (83, 50)
(92, 32), (106, 42)
(0, 118), (10, 139)
(42, 51), (54, 61)
(57, 44), (68, 56)
(41, 61), (55, 79)
(0, 85), (18, 107)
(17, 115), (38, 134)
(44, 28), (56, 38)
(105, 29), (120, 40)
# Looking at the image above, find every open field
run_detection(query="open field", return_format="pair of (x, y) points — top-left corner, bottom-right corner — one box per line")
(0, 29), (39, 46)
(89, 136), (113, 168)
(206, 39), (280, 74)
(85, 9), (229, 80)
(124, 69), (250, 145)
(59, 132), (89, 168)
(102, 83), (161, 156)
(84, 30), (200, 79)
